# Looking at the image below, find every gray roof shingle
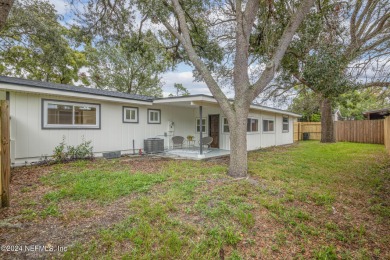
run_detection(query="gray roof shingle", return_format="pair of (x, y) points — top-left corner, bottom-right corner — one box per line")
(0, 76), (154, 102)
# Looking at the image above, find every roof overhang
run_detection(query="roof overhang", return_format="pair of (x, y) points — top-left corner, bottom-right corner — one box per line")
(0, 82), (153, 105)
(154, 95), (301, 117)
(363, 108), (390, 115)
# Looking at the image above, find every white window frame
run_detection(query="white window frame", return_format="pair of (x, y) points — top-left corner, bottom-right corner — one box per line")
(222, 117), (229, 133)
(247, 118), (259, 133)
(123, 106), (139, 123)
(195, 118), (207, 133)
(42, 99), (100, 129)
(262, 118), (275, 133)
(147, 109), (161, 124)
(282, 115), (289, 132)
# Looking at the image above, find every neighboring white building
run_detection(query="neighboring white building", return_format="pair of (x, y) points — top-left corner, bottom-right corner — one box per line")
(0, 76), (300, 166)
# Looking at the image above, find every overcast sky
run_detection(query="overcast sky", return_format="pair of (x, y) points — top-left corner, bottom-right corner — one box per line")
(48, 0), (210, 97)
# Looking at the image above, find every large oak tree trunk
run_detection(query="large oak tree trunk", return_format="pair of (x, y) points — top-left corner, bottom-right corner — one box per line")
(0, 0), (14, 31)
(228, 114), (248, 178)
(320, 97), (335, 143)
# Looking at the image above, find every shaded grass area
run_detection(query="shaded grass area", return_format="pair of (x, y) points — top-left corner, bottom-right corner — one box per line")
(6, 142), (390, 259)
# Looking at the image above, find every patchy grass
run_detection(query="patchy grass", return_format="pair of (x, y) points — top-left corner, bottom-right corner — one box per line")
(42, 169), (166, 203)
(1, 142), (389, 259)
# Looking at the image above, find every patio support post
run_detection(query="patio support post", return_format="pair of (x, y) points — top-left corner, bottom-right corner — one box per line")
(199, 106), (203, 155)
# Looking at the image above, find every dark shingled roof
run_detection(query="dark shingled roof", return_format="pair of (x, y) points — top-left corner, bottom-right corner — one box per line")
(0, 76), (154, 102)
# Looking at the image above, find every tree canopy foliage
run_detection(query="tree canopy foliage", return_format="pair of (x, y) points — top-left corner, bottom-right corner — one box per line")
(276, 0), (390, 142)
(86, 30), (169, 97)
(0, 0), (88, 84)
(0, 0), (14, 31)
(169, 83), (190, 97)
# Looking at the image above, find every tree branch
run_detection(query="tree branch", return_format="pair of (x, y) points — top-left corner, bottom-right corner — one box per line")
(159, 0), (233, 116)
(233, 0), (260, 100)
(251, 0), (315, 100)
(361, 81), (390, 88)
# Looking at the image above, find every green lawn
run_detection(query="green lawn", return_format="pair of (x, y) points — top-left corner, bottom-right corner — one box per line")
(8, 141), (390, 259)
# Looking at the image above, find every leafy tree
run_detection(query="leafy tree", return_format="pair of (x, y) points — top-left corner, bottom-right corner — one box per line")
(289, 89), (321, 122)
(86, 30), (169, 97)
(337, 89), (390, 120)
(0, 0), (14, 31)
(169, 83), (190, 97)
(76, 0), (315, 177)
(279, 0), (390, 142)
(0, 0), (88, 84)
(290, 87), (389, 122)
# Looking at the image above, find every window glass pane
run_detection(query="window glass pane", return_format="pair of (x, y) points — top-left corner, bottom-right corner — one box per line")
(196, 118), (206, 133)
(45, 101), (99, 128)
(247, 119), (251, 132)
(130, 110), (136, 120)
(155, 112), (159, 121)
(223, 118), (229, 132)
(283, 116), (288, 123)
(269, 121), (274, 131)
(47, 104), (73, 125)
(74, 106), (97, 125)
(263, 120), (274, 132)
(283, 124), (289, 131)
(151, 111), (156, 121)
(263, 120), (268, 131)
(125, 108), (137, 121)
(252, 119), (258, 132)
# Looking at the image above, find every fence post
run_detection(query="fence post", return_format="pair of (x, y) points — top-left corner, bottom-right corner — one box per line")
(385, 117), (390, 154)
(1, 100), (10, 207)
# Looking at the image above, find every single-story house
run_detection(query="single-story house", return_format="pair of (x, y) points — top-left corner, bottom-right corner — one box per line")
(0, 76), (300, 166)
(363, 108), (390, 120)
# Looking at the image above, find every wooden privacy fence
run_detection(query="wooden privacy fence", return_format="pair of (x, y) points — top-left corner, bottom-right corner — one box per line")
(385, 117), (390, 154)
(294, 122), (321, 141)
(0, 100), (10, 207)
(336, 120), (384, 144)
(294, 120), (385, 144)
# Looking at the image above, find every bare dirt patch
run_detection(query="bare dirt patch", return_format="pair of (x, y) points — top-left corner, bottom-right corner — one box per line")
(120, 156), (172, 173)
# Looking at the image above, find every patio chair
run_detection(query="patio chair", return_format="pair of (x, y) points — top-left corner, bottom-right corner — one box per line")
(199, 136), (213, 150)
(172, 136), (185, 149)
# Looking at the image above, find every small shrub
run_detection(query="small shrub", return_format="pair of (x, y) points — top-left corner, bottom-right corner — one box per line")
(53, 136), (67, 162)
(53, 136), (94, 162)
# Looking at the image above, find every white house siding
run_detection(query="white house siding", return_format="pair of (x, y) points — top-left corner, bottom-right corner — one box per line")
(189, 107), (293, 151)
(0, 88), (297, 165)
(275, 115), (294, 146)
(5, 91), (197, 165)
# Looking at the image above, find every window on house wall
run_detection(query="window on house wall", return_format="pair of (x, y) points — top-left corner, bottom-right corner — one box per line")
(263, 119), (274, 132)
(282, 116), (289, 132)
(196, 118), (206, 133)
(223, 117), (229, 133)
(148, 109), (161, 124)
(123, 107), (138, 123)
(247, 118), (259, 132)
(43, 100), (100, 129)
